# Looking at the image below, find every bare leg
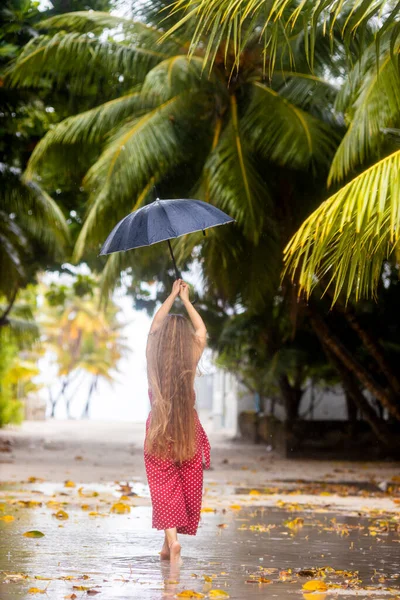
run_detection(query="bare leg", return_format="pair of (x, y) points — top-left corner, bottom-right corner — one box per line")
(160, 532), (170, 560)
(165, 527), (181, 563)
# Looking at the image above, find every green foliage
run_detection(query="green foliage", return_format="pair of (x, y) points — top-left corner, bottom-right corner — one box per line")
(0, 335), (24, 427)
(0, 166), (69, 299)
(5, 9), (341, 308)
(329, 35), (400, 184)
(284, 150), (400, 303)
(39, 276), (129, 383)
(0, 286), (42, 427)
(163, 0), (400, 76)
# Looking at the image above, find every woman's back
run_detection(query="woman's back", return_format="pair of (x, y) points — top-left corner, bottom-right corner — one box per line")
(145, 313), (204, 463)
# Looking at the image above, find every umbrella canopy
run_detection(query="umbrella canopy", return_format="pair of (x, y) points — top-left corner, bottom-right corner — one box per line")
(99, 199), (235, 278)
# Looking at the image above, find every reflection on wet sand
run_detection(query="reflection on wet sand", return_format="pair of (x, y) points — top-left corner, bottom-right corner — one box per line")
(0, 484), (399, 599)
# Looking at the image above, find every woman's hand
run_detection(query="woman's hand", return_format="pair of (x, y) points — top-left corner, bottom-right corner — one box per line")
(171, 278), (182, 299)
(179, 281), (190, 303)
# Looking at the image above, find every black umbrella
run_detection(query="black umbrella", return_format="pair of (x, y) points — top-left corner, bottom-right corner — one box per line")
(99, 199), (235, 279)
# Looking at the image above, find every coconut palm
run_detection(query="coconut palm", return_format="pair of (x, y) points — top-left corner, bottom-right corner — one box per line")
(5, 4), (341, 308)
(164, 0), (400, 77)
(162, 0), (400, 305)
(41, 284), (129, 418)
(283, 30), (400, 304)
(0, 166), (69, 307)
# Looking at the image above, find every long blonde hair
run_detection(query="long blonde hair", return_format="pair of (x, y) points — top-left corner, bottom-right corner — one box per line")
(145, 314), (198, 463)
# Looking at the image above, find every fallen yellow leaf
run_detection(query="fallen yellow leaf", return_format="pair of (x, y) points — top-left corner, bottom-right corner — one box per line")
(46, 500), (64, 509)
(28, 587), (46, 594)
(64, 480), (76, 488)
(0, 515), (14, 522)
(302, 581), (328, 592)
(78, 487), (98, 498)
(249, 490), (261, 495)
(229, 505), (242, 510)
(72, 586), (91, 591)
(17, 500), (42, 508)
(110, 502), (130, 514)
(209, 591), (230, 598)
(284, 517), (304, 530)
(176, 591), (205, 598)
(53, 510), (69, 520)
(23, 530), (45, 538)
(303, 594), (327, 600)
(201, 507), (215, 513)
(3, 571), (28, 580)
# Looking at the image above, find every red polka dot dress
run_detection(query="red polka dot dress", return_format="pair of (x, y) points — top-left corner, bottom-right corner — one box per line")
(144, 390), (211, 535)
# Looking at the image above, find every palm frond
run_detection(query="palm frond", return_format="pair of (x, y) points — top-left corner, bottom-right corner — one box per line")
(329, 43), (400, 184)
(74, 92), (201, 259)
(271, 71), (340, 124)
(243, 82), (339, 170)
(200, 225), (280, 309)
(0, 213), (28, 294)
(142, 55), (218, 101)
(283, 149), (400, 304)
(99, 253), (131, 300)
(201, 94), (271, 240)
(40, 11), (149, 33)
(5, 32), (167, 90)
(1, 168), (69, 250)
(24, 92), (146, 177)
(39, 11), (184, 54)
(163, 0), (400, 74)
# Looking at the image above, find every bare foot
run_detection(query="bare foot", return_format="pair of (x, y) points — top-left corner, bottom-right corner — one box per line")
(160, 541), (170, 560)
(169, 540), (182, 564)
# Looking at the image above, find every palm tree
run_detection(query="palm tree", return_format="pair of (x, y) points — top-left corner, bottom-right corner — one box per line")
(163, 0), (400, 78)
(159, 0), (400, 305)
(0, 166), (69, 310)
(0, 1), (72, 312)
(5, 5), (341, 307)
(283, 27), (400, 304)
(41, 285), (128, 418)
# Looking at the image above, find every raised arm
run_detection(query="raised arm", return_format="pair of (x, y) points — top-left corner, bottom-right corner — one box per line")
(180, 282), (207, 357)
(149, 279), (181, 335)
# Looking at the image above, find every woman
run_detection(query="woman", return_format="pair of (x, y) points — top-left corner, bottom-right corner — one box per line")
(144, 279), (211, 563)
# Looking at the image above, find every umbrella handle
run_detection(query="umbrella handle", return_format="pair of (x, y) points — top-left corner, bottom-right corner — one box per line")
(167, 239), (197, 304)
(167, 239), (181, 280)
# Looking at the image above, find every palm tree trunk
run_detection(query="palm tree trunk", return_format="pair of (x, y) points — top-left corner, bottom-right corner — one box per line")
(308, 306), (400, 421)
(81, 376), (98, 419)
(278, 374), (303, 423)
(48, 389), (58, 418)
(334, 302), (400, 397)
(322, 344), (393, 447)
(0, 289), (18, 327)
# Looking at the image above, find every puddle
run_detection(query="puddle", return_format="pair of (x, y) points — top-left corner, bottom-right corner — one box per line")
(233, 480), (390, 496)
(0, 480), (150, 498)
(1, 495), (399, 599)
